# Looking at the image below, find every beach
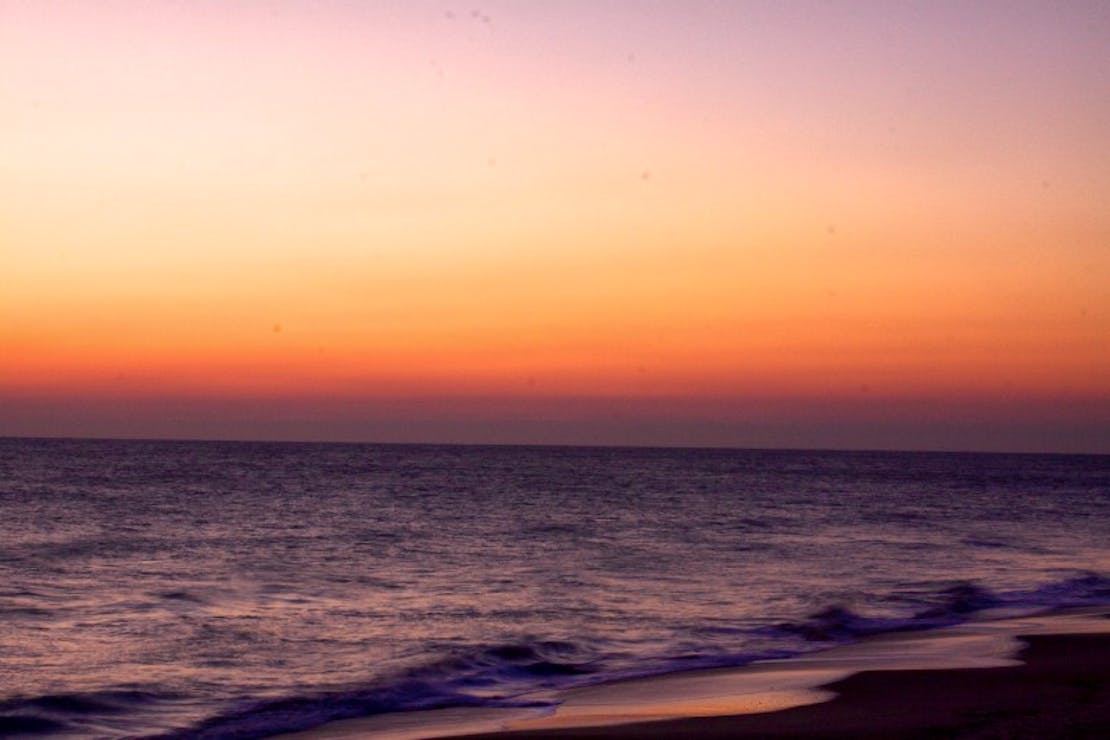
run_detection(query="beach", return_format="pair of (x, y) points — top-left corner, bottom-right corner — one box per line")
(6, 1), (1108, 736)
(287, 608), (1110, 739)
(3, 440), (1107, 738)
(463, 633), (1110, 738)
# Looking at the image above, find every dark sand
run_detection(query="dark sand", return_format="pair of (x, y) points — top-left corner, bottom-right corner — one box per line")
(284, 612), (1110, 739)
(457, 632), (1110, 739)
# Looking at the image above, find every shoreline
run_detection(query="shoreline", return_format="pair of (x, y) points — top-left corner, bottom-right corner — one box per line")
(457, 631), (1110, 739)
(282, 607), (1110, 740)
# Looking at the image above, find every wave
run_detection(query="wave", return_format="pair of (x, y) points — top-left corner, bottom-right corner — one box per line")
(138, 640), (605, 738)
(764, 583), (1000, 643)
(161, 573), (1110, 739)
(0, 690), (175, 737)
(767, 573), (1110, 643)
(7, 574), (1108, 739)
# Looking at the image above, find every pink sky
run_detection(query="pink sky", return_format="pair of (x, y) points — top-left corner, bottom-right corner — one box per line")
(2, 1), (1108, 451)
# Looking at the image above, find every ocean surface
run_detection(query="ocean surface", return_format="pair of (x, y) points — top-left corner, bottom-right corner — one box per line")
(1, 437), (1108, 738)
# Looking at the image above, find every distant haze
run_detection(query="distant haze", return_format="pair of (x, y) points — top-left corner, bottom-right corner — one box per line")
(3, 1), (1108, 453)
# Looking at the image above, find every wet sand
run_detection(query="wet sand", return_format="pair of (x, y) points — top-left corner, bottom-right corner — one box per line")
(284, 609), (1110, 739)
(457, 631), (1110, 738)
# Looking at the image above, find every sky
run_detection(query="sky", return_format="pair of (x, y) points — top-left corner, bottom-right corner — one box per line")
(2, 0), (1108, 452)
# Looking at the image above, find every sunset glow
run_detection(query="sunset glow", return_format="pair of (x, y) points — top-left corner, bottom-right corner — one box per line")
(3, 1), (1108, 451)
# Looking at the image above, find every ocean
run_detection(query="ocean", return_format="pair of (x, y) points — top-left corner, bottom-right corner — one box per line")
(1, 437), (1107, 738)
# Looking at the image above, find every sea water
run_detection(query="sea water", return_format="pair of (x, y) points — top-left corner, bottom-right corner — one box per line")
(1, 438), (1107, 737)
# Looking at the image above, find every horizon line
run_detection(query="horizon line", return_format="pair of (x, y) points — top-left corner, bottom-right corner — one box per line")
(2, 433), (1105, 459)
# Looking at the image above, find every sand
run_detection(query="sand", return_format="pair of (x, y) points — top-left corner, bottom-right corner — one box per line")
(283, 608), (1110, 740)
(456, 632), (1110, 738)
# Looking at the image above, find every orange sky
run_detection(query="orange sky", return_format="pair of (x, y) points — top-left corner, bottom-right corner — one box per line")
(2, 2), (1108, 451)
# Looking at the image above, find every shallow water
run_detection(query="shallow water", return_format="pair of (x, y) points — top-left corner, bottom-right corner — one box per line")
(1, 438), (1107, 737)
